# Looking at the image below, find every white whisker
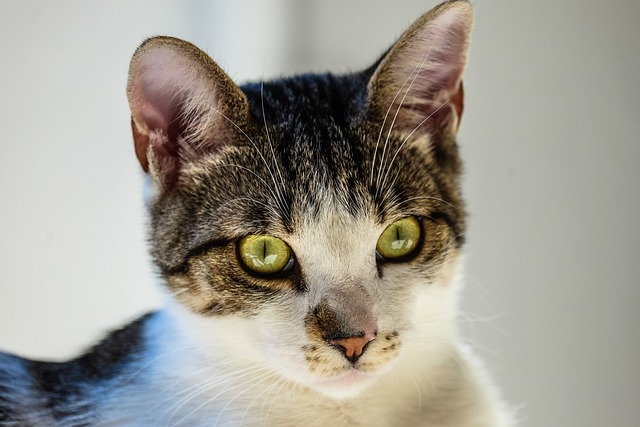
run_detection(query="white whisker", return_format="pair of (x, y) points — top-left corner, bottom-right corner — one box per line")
(223, 369), (280, 426)
(260, 81), (291, 221)
(211, 108), (289, 220)
(206, 163), (284, 211)
(370, 54), (426, 189)
(378, 98), (451, 196)
(395, 195), (458, 210)
(215, 196), (282, 221)
(169, 365), (271, 426)
(369, 46), (430, 191)
(260, 375), (290, 424)
(375, 48), (433, 195)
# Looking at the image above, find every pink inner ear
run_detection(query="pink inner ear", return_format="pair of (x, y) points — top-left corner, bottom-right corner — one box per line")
(137, 87), (172, 136)
(133, 49), (195, 137)
(127, 37), (248, 190)
(130, 65), (184, 182)
(377, 5), (471, 134)
(128, 46), (210, 188)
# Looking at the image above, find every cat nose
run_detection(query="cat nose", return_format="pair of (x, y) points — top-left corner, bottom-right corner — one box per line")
(329, 331), (377, 363)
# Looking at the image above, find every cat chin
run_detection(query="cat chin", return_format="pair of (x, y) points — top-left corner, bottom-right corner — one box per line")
(306, 369), (380, 400)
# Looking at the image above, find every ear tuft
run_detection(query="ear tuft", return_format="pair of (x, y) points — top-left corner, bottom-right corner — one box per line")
(368, 0), (473, 135)
(127, 36), (248, 190)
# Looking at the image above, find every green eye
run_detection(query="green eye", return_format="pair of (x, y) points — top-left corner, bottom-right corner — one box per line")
(238, 235), (293, 275)
(376, 217), (422, 261)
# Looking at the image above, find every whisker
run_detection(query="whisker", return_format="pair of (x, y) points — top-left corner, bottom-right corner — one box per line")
(402, 329), (469, 375)
(369, 48), (430, 191)
(215, 196), (282, 221)
(120, 345), (206, 389)
(375, 48), (433, 195)
(378, 98), (451, 195)
(231, 370), (282, 426)
(169, 365), (272, 426)
(395, 195), (458, 210)
(261, 375), (290, 424)
(370, 53), (426, 188)
(212, 369), (277, 426)
(395, 358), (427, 409)
(260, 81), (291, 221)
(211, 107), (289, 219)
(206, 163), (284, 211)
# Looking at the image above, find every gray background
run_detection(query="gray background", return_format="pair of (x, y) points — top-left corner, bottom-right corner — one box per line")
(1, 1), (638, 426)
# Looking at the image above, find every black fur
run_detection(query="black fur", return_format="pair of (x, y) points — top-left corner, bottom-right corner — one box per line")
(0, 313), (154, 425)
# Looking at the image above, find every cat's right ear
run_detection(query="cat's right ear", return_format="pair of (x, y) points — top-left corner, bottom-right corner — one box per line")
(127, 36), (248, 190)
(366, 0), (473, 136)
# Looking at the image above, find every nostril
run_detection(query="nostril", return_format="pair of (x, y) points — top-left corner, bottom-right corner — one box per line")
(329, 331), (377, 363)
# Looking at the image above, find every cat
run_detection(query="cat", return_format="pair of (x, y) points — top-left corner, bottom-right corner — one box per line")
(0, 1), (514, 426)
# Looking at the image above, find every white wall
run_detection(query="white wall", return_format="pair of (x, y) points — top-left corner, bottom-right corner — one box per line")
(1, 1), (638, 426)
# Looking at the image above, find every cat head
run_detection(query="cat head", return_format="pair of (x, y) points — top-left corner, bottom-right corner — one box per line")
(127, 0), (472, 399)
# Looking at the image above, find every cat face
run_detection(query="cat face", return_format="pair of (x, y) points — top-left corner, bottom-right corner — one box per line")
(127, 1), (472, 399)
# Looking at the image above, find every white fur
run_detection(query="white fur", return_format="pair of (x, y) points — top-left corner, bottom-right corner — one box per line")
(97, 287), (513, 426)
(95, 201), (514, 426)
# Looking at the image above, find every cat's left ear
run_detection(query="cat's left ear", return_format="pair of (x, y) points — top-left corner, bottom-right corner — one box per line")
(367, 0), (473, 135)
(127, 36), (249, 190)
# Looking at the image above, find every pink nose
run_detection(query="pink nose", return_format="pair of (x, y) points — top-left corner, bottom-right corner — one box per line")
(329, 331), (377, 363)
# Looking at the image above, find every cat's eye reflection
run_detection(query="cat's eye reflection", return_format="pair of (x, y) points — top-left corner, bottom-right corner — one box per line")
(238, 235), (293, 275)
(376, 217), (422, 261)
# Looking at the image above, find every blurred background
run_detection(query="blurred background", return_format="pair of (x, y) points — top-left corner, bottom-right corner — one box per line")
(1, 1), (638, 425)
